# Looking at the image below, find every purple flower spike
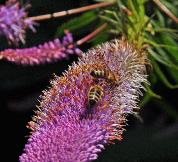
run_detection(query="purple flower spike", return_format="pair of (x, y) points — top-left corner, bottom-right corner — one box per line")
(20, 39), (148, 161)
(0, 32), (82, 65)
(0, 0), (35, 44)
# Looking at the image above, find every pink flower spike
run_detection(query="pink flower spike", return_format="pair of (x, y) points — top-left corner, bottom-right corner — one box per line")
(0, 0), (36, 44)
(19, 38), (148, 161)
(0, 32), (82, 65)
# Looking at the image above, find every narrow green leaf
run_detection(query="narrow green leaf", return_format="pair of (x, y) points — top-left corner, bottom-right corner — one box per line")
(145, 84), (161, 99)
(168, 69), (178, 84)
(148, 48), (169, 66)
(148, 48), (178, 70)
(153, 60), (178, 89)
(155, 47), (170, 60)
(155, 28), (178, 33)
(156, 47), (178, 65)
(160, 34), (178, 62)
(127, 0), (138, 17)
(145, 40), (177, 49)
(156, 11), (165, 27)
(140, 93), (152, 108)
(99, 15), (118, 25)
(104, 9), (120, 22)
(137, 0), (145, 21)
(55, 12), (97, 37)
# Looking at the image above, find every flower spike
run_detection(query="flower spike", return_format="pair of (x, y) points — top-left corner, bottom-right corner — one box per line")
(0, 31), (81, 65)
(0, 0), (36, 44)
(20, 38), (148, 162)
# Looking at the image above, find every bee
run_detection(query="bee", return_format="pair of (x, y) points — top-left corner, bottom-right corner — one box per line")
(80, 85), (104, 120)
(90, 69), (117, 85)
(88, 85), (104, 106)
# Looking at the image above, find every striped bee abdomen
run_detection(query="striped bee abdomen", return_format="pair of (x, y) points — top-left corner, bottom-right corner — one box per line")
(88, 85), (104, 106)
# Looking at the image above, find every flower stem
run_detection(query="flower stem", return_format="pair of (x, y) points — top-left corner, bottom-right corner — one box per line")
(76, 23), (107, 46)
(153, 0), (178, 24)
(29, 2), (114, 21)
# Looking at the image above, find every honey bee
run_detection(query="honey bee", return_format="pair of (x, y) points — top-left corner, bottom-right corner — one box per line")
(80, 85), (104, 119)
(90, 69), (117, 84)
(88, 85), (104, 107)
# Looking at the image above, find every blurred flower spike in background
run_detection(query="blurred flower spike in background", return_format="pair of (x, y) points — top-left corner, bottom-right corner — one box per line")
(0, 0), (36, 44)
(19, 39), (148, 161)
(0, 31), (81, 65)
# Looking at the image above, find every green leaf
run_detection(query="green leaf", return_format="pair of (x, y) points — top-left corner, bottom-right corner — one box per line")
(55, 12), (97, 37)
(140, 93), (152, 108)
(145, 84), (161, 99)
(168, 69), (178, 83)
(148, 48), (178, 70)
(167, 69), (178, 84)
(145, 39), (177, 49)
(156, 47), (178, 67)
(127, 0), (138, 18)
(99, 15), (119, 25)
(155, 48), (170, 61)
(104, 9), (120, 22)
(160, 34), (178, 62)
(154, 28), (178, 33)
(153, 60), (178, 89)
(156, 11), (165, 27)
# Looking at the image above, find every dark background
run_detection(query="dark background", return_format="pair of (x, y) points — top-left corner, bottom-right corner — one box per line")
(0, 0), (178, 161)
